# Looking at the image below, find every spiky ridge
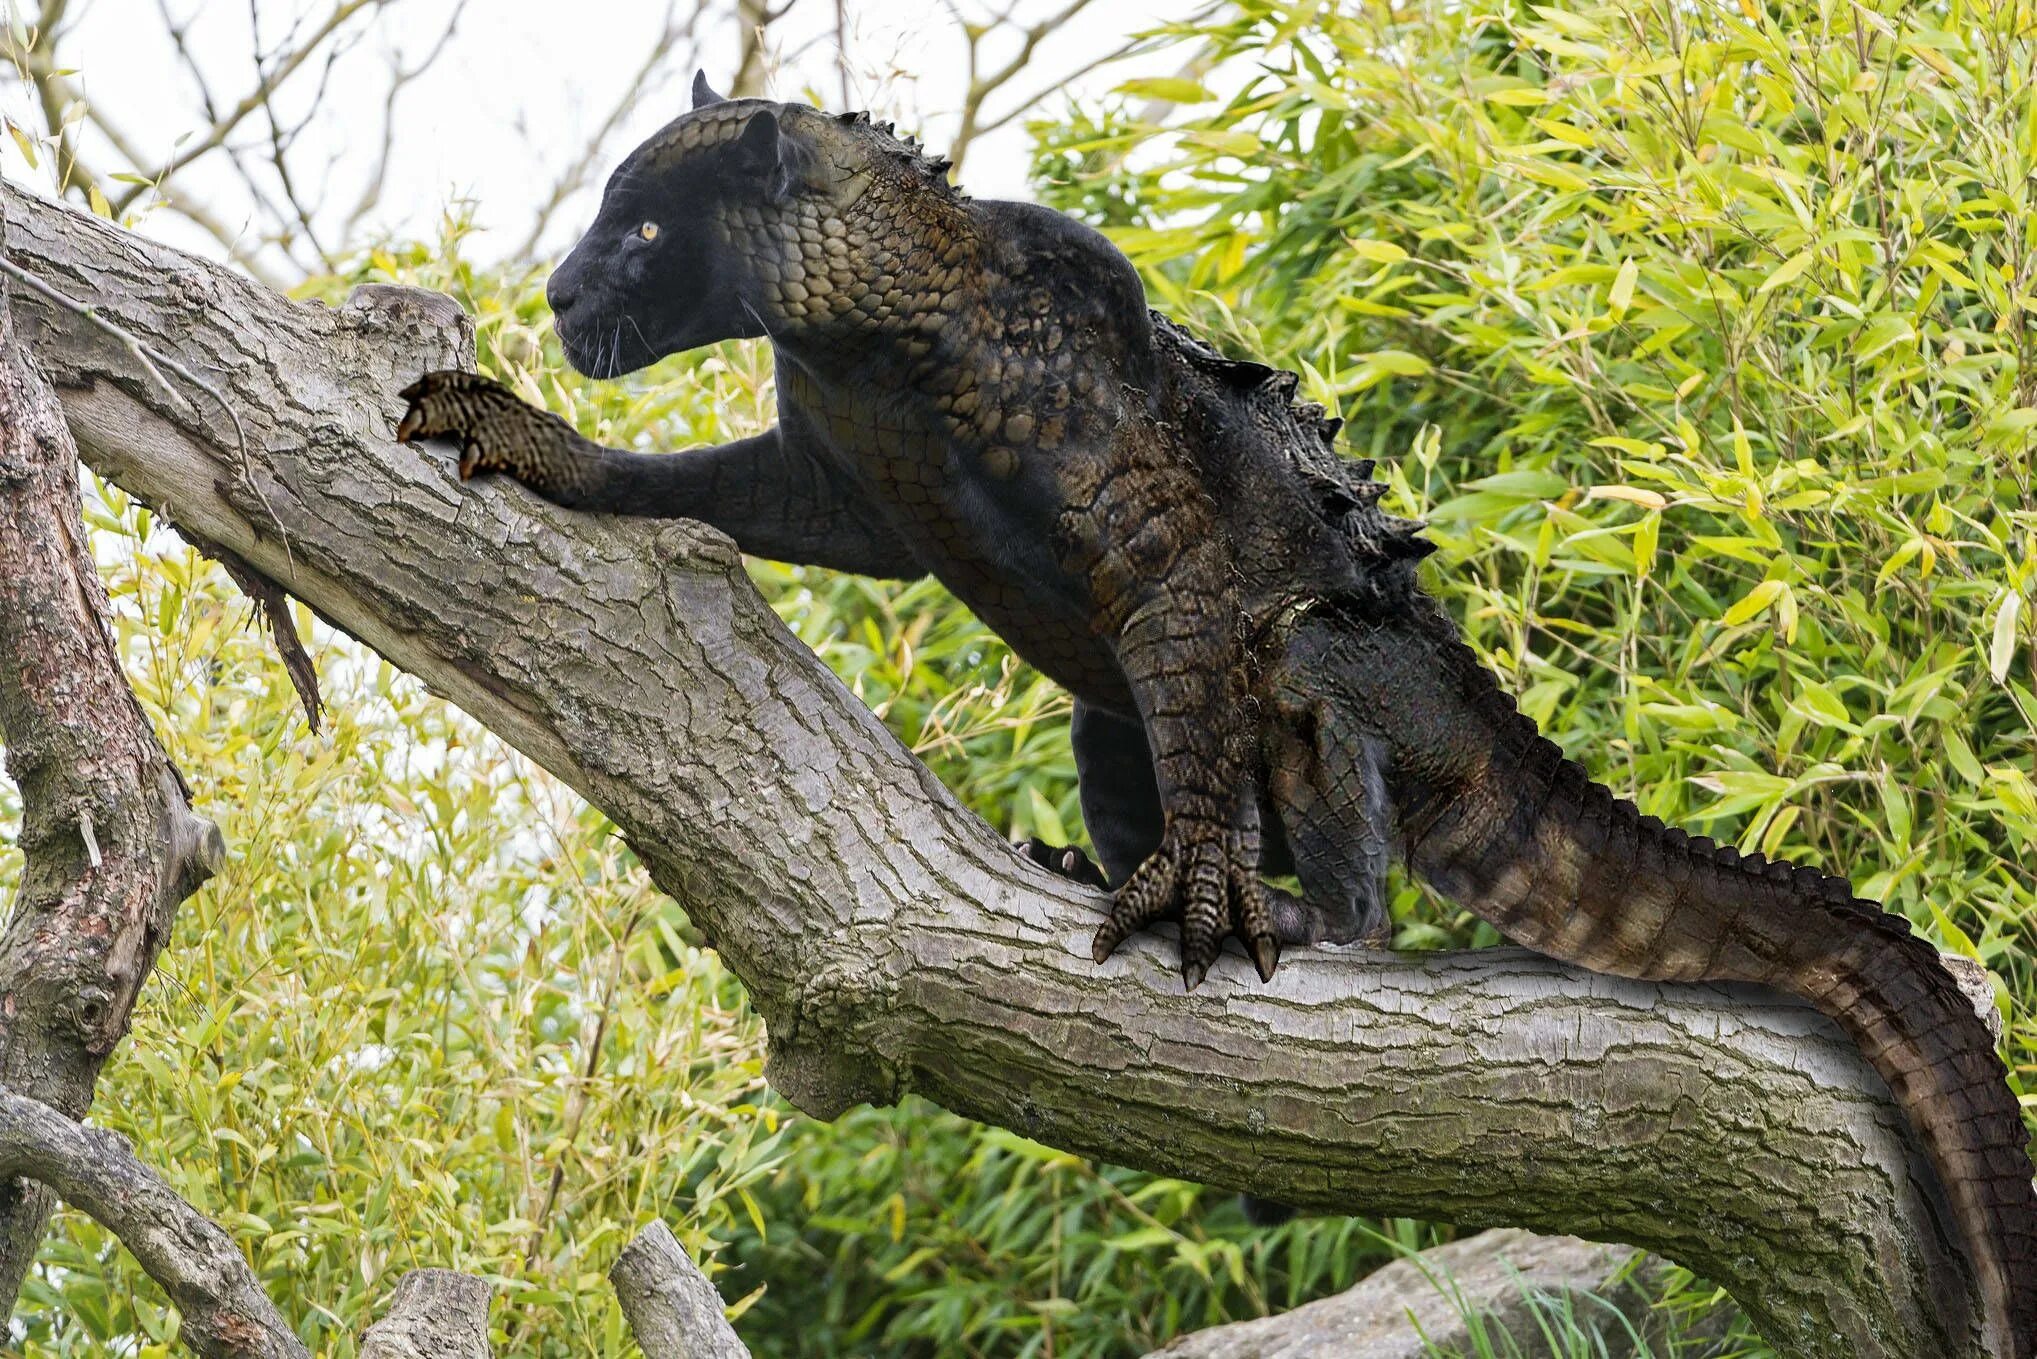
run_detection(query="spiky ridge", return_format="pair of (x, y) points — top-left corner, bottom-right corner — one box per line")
(1148, 313), (1434, 611)
(833, 109), (960, 192)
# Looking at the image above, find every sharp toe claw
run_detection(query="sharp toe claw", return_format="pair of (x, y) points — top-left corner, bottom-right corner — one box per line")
(1249, 937), (1279, 982)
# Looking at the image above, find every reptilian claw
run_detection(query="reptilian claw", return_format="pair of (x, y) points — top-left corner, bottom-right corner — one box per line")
(393, 369), (572, 492)
(1092, 825), (1278, 986)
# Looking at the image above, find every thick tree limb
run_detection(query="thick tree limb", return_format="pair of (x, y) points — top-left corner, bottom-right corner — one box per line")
(612, 1221), (750, 1359)
(0, 175), (1997, 1358)
(0, 205), (226, 1307)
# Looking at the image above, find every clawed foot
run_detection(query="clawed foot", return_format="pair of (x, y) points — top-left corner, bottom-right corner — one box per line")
(396, 369), (581, 492)
(1092, 825), (1278, 988)
(1014, 838), (1109, 889)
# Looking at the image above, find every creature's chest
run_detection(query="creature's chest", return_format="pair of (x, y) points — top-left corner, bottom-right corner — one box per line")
(782, 360), (1136, 705)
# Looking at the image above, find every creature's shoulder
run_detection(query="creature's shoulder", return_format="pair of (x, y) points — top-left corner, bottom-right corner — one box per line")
(968, 199), (1151, 346)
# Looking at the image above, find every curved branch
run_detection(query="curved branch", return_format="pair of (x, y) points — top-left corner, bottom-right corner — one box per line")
(1151, 1229), (1657, 1359)
(0, 176), (1990, 1359)
(0, 1085), (304, 1358)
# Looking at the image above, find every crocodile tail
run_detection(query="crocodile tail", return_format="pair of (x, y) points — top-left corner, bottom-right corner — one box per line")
(1353, 615), (2036, 1356)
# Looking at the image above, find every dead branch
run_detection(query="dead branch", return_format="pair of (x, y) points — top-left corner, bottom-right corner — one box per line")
(611, 1221), (750, 1359)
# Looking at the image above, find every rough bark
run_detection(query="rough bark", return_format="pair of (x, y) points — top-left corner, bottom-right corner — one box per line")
(0, 174), (2002, 1359)
(359, 1271), (494, 1359)
(1149, 1229), (1659, 1359)
(611, 1221), (750, 1359)
(0, 202), (225, 1307)
(0, 1084), (303, 1358)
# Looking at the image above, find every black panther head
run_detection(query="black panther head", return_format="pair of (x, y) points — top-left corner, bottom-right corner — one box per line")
(547, 72), (967, 380)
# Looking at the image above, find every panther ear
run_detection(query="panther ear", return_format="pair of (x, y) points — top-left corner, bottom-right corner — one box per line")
(692, 70), (727, 108)
(733, 109), (797, 199)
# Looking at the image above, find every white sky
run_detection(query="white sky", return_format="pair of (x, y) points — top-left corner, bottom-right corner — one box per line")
(1, 0), (1194, 274)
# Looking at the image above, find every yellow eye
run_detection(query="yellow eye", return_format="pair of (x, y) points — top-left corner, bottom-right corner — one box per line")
(639, 221), (660, 241)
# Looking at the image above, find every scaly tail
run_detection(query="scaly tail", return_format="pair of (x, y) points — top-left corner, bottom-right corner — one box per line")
(1317, 605), (2037, 1357)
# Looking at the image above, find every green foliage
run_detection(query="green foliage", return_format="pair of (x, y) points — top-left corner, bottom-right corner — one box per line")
(14, 477), (783, 1356)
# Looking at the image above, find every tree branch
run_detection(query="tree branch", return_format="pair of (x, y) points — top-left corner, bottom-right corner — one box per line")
(611, 1221), (749, 1359)
(358, 1271), (493, 1359)
(0, 1081), (511, 1358)
(0, 175), (1996, 1359)
(1150, 1229), (1659, 1359)
(0, 1085), (303, 1358)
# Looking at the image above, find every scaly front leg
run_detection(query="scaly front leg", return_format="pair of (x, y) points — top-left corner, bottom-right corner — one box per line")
(1060, 425), (1278, 988)
(395, 370), (923, 578)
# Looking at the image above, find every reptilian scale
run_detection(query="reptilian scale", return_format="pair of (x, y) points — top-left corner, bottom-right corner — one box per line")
(393, 74), (2037, 1357)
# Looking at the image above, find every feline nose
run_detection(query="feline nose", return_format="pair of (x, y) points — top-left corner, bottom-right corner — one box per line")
(546, 270), (583, 322)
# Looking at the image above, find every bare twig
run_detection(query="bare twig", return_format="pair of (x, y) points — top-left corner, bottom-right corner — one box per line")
(341, 0), (469, 242)
(106, 0), (387, 215)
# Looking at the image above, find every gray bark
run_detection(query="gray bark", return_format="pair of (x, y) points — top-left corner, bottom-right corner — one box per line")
(0, 202), (225, 1307)
(0, 1084), (305, 1358)
(611, 1221), (750, 1359)
(1149, 1229), (1659, 1359)
(359, 1271), (494, 1359)
(0, 174), (1998, 1359)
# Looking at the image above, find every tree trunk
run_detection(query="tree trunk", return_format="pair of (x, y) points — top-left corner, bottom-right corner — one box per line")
(0, 200), (224, 1307)
(0, 174), (1997, 1359)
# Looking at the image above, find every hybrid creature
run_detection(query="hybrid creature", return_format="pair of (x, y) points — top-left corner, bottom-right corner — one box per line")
(394, 75), (2037, 1355)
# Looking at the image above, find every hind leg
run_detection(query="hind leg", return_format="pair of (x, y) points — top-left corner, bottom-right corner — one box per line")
(1262, 691), (1394, 946)
(1013, 701), (1164, 890)
(1068, 701), (1165, 884)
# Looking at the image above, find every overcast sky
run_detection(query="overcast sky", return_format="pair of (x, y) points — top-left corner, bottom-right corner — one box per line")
(1, 0), (1193, 274)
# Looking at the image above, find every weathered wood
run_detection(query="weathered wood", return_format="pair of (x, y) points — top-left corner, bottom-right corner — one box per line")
(0, 200), (225, 1307)
(0, 1085), (304, 1358)
(1149, 1229), (1660, 1359)
(611, 1222), (750, 1359)
(359, 1271), (494, 1359)
(0, 174), (1995, 1358)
